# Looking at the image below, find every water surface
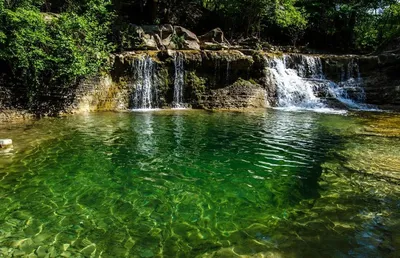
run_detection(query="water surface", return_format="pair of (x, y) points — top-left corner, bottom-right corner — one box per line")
(0, 110), (399, 257)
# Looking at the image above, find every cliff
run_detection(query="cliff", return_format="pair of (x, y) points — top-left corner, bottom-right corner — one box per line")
(1, 50), (400, 121)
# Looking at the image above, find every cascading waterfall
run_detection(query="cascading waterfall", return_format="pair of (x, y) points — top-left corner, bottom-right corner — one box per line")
(173, 52), (185, 108)
(132, 56), (157, 110)
(267, 56), (324, 109)
(332, 59), (367, 108)
(266, 54), (371, 111)
(226, 59), (230, 84)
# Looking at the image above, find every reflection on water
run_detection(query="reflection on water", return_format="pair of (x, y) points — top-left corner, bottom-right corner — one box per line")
(0, 110), (399, 257)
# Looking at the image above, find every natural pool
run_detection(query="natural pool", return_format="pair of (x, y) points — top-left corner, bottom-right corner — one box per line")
(0, 110), (399, 257)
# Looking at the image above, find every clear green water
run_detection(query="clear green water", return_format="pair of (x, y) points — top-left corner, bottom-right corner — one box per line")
(0, 110), (399, 257)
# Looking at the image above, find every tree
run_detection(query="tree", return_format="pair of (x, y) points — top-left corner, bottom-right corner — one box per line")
(0, 0), (114, 111)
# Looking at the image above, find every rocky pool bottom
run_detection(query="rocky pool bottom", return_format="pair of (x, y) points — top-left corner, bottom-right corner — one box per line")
(0, 110), (399, 257)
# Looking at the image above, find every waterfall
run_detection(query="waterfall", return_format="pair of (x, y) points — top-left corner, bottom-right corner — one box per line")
(226, 59), (230, 84)
(266, 55), (325, 109)
(266, 54), (371, 111)
(132, 56), (158, 110)
(173, 52), (185, 108)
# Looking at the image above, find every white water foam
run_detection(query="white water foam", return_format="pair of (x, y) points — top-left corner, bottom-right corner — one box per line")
(132, 56), (158, 110)
(173, 52), (185, 108)
(266, 54), (376, 113)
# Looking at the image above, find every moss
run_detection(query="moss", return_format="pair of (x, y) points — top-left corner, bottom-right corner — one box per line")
(234, 78), (259, 88)
(158, 67), (170, 91)
(118, 76), (129, 87)
(186, 71), (206, 97)
(248, 78), (257, 85)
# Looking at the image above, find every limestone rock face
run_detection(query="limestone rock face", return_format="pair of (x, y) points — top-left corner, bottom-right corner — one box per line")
(197, 80), (268, 109)
(320, 54), (400, 108)
(3, 47), (400, 118)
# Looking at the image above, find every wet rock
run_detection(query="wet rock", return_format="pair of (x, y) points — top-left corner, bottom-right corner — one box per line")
(0, 139), (12, 148)
(198, 79), (269, 109)
(0, 110), (34, 123)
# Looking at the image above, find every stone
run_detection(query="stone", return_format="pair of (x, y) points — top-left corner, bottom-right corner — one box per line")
(0, 139), (12, 148)
(142, 34), (159, 50)
(237, 37), (261, 49)
(199, 28), (231, 50)
(173, 26), (201, 50)
(198, 79), (269, 109)
(200, 42), (230, 50)
(184, 40), (201, 51)
(174, 26), (199, 42)
(199, 28), (228, 44)
(129, 24), (200, 50)
(160, 24), (174, 40)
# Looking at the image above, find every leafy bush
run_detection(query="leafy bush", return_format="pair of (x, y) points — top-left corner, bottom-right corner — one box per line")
(0, 0), (114, 110)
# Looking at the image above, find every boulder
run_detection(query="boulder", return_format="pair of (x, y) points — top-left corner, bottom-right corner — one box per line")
(160, 24), (174, 39)
(199, 28), (230, 50)
(143, 34), (160, 50)
(201, 42), (225, 50)
(132, 24), (200, 50)
(237, 37), (261, 50)
(131, 25), (159, 50)
(199, 28), (228, 44)
(174, 26), (199, 42)
(173, 26), (200, 50)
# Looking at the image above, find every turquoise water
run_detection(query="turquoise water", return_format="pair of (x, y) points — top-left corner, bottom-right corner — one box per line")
(0, 110), (399, 257)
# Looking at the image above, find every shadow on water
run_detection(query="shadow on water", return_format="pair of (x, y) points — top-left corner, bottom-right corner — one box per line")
(0, 110), (399, 257)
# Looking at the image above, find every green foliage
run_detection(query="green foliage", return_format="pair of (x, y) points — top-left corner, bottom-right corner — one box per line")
(116, 23), (144, 51)
(171, 34), (186, 49)
(274, 0), (307, 29)
(1, 0), (400, 113)
(0, 0), (114, 109)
